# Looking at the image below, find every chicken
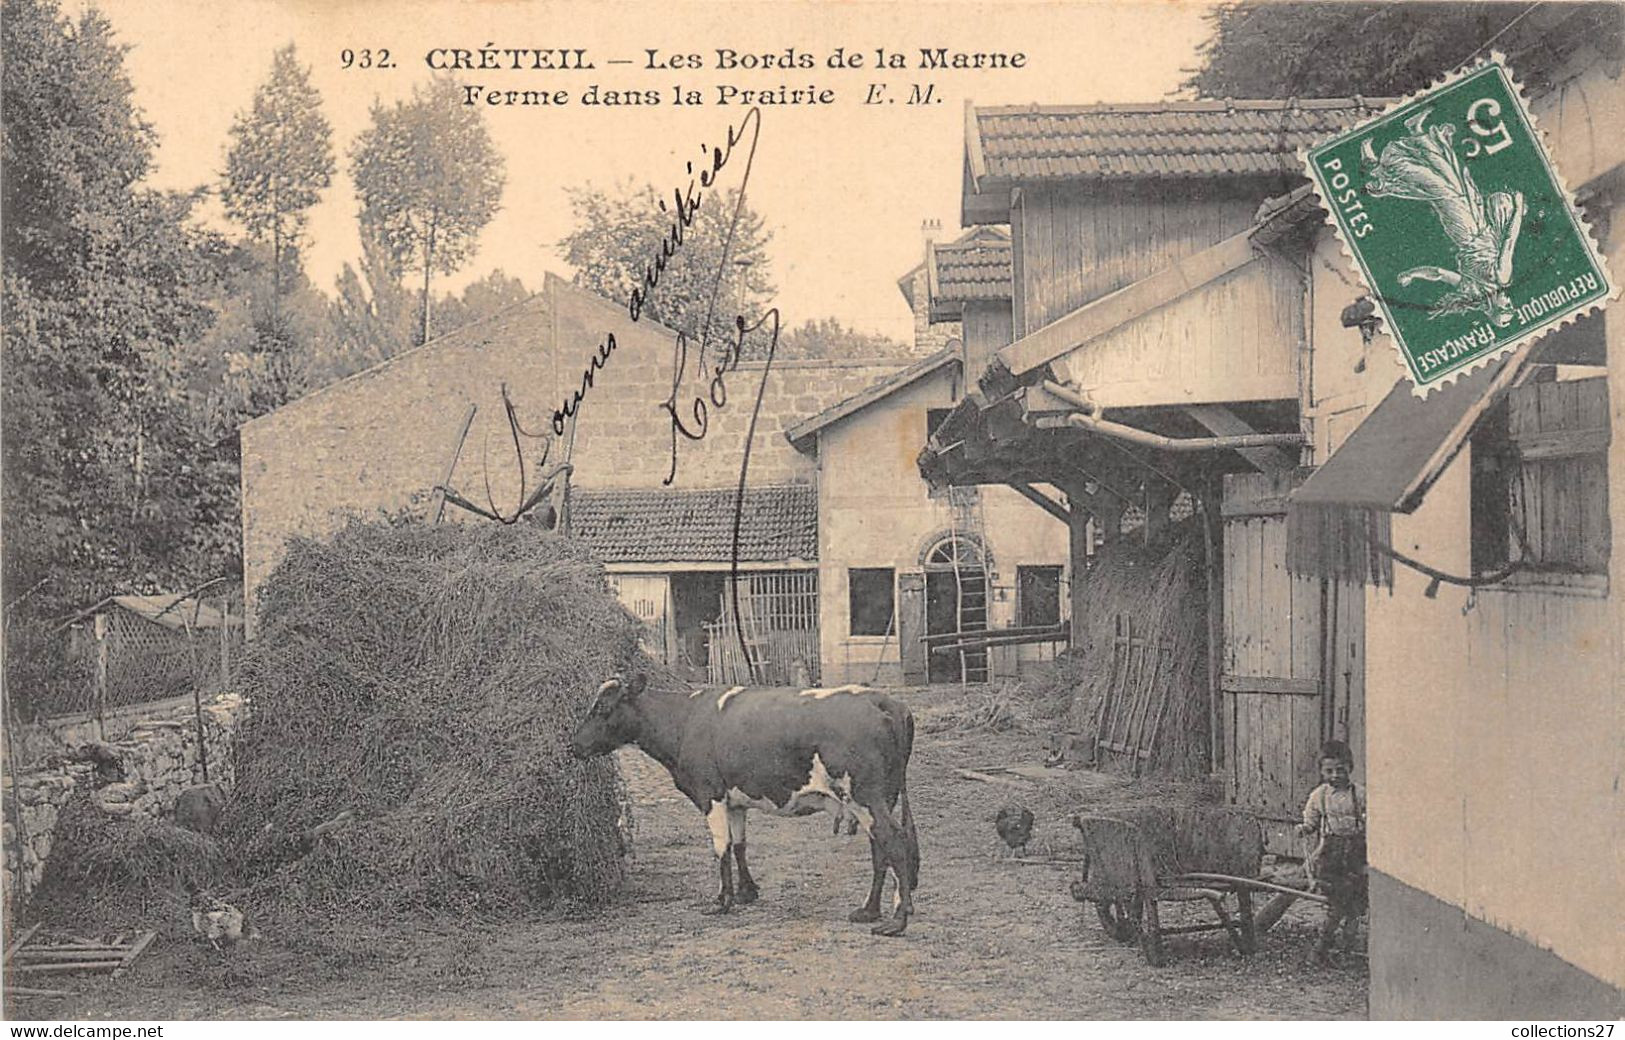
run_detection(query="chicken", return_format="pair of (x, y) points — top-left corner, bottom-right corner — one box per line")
(994, 805), (1035, 855)
(189, 894), (255, 950)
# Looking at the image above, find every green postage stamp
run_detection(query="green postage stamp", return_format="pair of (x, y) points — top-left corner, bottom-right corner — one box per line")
(1305, 55), (1615, 393)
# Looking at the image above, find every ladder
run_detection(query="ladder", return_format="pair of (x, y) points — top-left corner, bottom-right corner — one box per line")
(947, 486), (990, 684)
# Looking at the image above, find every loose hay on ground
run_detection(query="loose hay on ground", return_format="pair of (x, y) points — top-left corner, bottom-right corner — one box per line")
(28, 791), (224, 939)
(218, 520), (644, 922)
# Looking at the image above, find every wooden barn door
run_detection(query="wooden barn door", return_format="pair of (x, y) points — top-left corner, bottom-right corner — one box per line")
(897, 573), (928, 685)
(1221, 471), (1364, 854)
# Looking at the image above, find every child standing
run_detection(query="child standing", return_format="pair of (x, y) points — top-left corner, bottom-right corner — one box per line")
(1297, 739), (1366, 966)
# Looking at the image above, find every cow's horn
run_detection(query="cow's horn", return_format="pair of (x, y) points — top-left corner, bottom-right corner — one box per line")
(1361, 137), (1378, 167)
(596, 677), (622, 695)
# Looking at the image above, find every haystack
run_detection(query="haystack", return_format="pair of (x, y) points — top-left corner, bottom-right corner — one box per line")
(28, 790), (225, 938)
(218, 519), (642, 918)
(1066, 520), (1210, 777)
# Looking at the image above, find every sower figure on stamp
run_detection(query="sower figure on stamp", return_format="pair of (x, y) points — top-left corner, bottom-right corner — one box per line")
(1298, 740), (1367, 967)
(1362, 107), (1526, 328)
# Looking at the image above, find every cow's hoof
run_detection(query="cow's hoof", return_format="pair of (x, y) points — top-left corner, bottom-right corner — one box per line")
(700, 900), (733, 916)
(848, 905), (882, 923)
(871, 917), (909, 937)
(736, 883), (760, 905)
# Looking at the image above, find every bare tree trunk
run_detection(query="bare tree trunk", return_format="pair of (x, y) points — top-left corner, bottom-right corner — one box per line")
(421, 253), (432, 346)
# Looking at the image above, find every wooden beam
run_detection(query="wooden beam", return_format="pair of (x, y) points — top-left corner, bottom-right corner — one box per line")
(430, 403), (478, 524)
(1184, 405), (1298, 474)
(1000, 231), (1259, 375)
(1220, 674), (1319, 695)
(1006, 482), (1070, 524)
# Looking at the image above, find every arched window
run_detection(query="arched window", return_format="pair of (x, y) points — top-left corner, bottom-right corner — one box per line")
(923, 535), (984, 571)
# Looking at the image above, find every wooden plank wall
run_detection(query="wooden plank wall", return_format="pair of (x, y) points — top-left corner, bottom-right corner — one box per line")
(962, 302), (1014, 384)
(1507, 376), (1611, 573)
(1050, 258), (1302, 408)
(1221, 471), (1364, 851)
(1018, 185), (1260, 334)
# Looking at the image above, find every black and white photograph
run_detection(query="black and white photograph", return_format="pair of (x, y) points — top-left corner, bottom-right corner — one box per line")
(1, 0), (1621, 1024)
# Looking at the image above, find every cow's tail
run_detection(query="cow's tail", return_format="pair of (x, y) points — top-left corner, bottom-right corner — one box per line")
(899, 709), (919, 890)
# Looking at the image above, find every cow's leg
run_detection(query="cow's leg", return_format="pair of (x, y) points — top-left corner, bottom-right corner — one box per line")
(848, 827), (887, 923)
(728, 807), (759, 905)
(863, 801), (916, 937)
(701, 800), (734, 915)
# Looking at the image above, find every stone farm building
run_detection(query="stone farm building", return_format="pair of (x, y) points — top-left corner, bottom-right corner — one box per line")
(240, 272), (1067, 685)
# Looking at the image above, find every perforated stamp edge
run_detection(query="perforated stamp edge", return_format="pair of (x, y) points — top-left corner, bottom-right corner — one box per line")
(1298, 52), (1618, 399)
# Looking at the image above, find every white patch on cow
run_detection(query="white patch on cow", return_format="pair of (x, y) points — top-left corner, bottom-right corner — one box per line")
(850, 805), (875, 835)
(716, 686), (745, 711)
(705, 801), (731, 858)
(723, 753), (857, 823)
(796, 684), (873, 699)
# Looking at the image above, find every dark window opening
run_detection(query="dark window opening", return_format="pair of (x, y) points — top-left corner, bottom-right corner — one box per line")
(1017, 565), (1063, 628)
(927, 407), (953, 445)
(848, 568), (896, 636)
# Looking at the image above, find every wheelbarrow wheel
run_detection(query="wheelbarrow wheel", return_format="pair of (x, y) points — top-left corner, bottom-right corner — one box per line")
(1138, 896), (1166, 967)
(1095, 899), (1137, 942)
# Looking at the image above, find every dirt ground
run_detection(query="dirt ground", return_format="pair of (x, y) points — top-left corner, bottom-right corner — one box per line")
(6, 686), (1366, 1020)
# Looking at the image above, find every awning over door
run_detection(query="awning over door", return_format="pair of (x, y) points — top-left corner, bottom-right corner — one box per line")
(1287, 351), (1525, 585)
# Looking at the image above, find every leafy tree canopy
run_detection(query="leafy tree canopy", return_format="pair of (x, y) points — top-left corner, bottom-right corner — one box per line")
(1186, 2), (1526, 99)
(350, 78), (505, 343)
(221, 43), (334, 289)
(775, 316), (910, 361)
(559, 179), (775, 356)
(2, 0), (230, 704)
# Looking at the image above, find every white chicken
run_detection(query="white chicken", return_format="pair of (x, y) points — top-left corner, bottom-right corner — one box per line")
(190, 895), (257, 950)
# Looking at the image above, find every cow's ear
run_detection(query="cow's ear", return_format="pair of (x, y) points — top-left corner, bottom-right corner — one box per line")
(624, 670), (650, 699)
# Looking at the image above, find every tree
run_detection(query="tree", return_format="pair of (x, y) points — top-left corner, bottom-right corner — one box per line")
(1186, 3), (1529, 99)
(428, 269), (530, 340)
(349, 78), (505, 346)
(559, 179), (775, 356)
(774, 317), (909, 361)
(221, 44), (334, 305)
(2, 0), (227, 705)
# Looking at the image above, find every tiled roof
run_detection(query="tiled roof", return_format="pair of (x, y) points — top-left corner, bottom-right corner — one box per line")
(969, 99), (1385, 183)
(930, 229), (1012, 316)
(785, 347), (960, 452)
(570, 485), (817, 564)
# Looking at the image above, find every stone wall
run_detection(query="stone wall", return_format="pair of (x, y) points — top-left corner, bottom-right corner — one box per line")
(2, 692), (243, 913)
(240, 274), (906, 617)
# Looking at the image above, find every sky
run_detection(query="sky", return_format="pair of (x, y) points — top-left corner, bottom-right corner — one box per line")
(88, 0), (1216, 344)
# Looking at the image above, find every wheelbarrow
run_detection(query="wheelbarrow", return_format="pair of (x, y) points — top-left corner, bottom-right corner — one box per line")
(1069, 806), (1326, 966)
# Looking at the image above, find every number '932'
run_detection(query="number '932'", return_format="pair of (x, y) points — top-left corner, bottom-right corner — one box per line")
(341, 49), (394, 69)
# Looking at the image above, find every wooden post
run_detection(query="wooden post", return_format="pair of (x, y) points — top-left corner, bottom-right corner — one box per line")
(561, 412), (580, 536)
(218, 594), (230, 689)
(93, 613), (108, 741)
(1200, 474), (1225, 777)
(1145, 479), (1175, 548)
(430, 404), (478, 524)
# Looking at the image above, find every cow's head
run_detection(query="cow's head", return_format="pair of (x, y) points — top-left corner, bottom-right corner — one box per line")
(569, 671), (646, 758)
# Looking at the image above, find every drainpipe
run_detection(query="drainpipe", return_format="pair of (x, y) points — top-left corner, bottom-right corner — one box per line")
(1038, 380), (1304, 453)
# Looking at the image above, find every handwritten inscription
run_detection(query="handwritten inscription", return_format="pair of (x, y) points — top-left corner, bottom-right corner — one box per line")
(547, 107), (760, 438)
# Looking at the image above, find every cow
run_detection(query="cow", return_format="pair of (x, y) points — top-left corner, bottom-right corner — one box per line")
(569, 672), (921, 936)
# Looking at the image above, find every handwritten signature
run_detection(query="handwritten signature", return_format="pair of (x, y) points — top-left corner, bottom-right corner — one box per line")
(660, 307), (780, 486)
(551, 106), (762, 437)
(545, 105), (773, 680)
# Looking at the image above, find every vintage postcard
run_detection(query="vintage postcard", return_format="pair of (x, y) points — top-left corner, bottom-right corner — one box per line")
(2, 0), (1620, 1026)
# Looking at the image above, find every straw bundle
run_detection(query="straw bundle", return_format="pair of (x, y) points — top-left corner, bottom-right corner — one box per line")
(217, 519), (642, 919)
